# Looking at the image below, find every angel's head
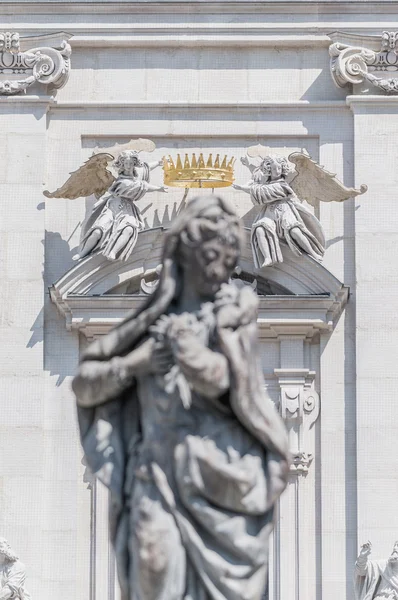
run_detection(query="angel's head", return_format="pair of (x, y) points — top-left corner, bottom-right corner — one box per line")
(0, 538), (18, 565)
(114, 151), (143, 176)
(259, 155), (291, 182)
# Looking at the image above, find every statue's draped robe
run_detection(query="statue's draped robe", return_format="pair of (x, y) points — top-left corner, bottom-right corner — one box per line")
(0, 561), (31, 600)
(355, 559), (398, 600)
(76, 286), (289, 600)
(249, 177), (325, 267)
(82, 163), (150, 260)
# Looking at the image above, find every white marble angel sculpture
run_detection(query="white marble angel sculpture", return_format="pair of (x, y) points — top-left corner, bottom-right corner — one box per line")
(233, 150), (367, 268)
(44, 142), (167, 261)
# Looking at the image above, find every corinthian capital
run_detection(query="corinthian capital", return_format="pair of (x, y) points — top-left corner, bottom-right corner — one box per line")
(329, 31), (398, 94)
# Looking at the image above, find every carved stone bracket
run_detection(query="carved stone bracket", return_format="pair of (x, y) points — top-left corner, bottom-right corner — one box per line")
(330, 31), (398, 94)
(0, 31), (71, 96)
(274, 368), (320, 475)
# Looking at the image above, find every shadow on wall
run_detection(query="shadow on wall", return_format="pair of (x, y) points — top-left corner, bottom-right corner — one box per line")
(28, 231), (80, 386)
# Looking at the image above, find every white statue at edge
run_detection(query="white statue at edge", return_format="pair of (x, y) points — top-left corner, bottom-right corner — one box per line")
(355, 541), (398, 600)
(0, 538), (31, 600)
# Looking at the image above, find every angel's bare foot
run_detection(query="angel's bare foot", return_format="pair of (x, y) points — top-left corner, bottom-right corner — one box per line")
(72, 253), (80, 261)
(260, 258), (274, 268)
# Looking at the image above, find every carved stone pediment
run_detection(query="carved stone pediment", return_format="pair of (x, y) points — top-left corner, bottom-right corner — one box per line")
(49, 227), (348, 341)
(0, 31), (71, 96)
(329, 30), (398, 94)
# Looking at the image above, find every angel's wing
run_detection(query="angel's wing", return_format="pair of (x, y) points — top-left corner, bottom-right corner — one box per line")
(43, 153), (115, 200)
(289, 152), (367, 207)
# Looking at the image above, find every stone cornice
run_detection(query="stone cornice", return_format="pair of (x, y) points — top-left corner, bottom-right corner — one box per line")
(7, 0), (398, 10)
(49, 100), (346, 110)
(51, 293), (347, 340)
(346, 94), (398, 107)
(0, 94), (53, 103)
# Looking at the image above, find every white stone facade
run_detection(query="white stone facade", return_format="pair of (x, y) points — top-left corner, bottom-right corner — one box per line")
(1, 2), (398, 600)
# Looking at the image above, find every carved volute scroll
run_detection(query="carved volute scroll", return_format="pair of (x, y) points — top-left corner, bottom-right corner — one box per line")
(330, 30), (398, 94)
(0, 31), (71, 95)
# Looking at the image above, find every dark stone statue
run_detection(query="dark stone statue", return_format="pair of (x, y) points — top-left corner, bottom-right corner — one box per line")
(72, 195), (289, 600)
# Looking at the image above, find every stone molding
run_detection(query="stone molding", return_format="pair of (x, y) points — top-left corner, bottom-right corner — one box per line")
(49, 227), (348, 340)
(330, 30), (398, 94)
(0, 31), (71, 96)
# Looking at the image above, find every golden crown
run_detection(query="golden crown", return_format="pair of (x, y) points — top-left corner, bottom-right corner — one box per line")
(163, 153), (235, 188)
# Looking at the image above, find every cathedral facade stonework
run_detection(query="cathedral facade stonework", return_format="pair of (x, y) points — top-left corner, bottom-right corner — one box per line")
(1, 2), (397, 600)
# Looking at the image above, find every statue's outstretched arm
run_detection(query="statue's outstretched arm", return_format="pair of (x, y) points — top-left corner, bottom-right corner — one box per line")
(233, 181), (253, 194)
(147, 159), (163, 171)
(144, 183), (168, 193)
(111, 179), (167, 198)
(355, 542), (372, 576)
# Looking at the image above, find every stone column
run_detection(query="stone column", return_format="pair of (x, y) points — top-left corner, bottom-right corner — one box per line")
(270, 335), (320, 600)
(0, 95), (49, 595)
(347, 95), (398, 554)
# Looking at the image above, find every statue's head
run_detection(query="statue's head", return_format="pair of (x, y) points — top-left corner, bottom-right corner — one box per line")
(80, 195), (244, 361)
(0, 538), (18, 564)
(114, 150), (142, 175)
(166, 195), (244, 299)
(389, 541), (398, 566)
(259, 155), (291, 181)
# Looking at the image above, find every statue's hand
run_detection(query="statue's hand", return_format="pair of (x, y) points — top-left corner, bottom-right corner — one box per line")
(359, 541), (372, 557)
(121, 337), (173, 376)
(159, 185), (168, 193)
(240, 156), (250, 167)
(232, 184), (241, 191)
(151, 342), (174, 374)
(158, 157), (165, 167)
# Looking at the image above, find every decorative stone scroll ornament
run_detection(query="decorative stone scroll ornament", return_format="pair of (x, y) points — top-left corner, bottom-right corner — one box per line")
(0, 31), (71, 95)
(274, 369), (320, 475)
(354, 541), (398, 599)
(72, 194), (289, 600)
(44, 139), (167, 262)
(330, 31), (398, 94)
(233, 145), (367, 268)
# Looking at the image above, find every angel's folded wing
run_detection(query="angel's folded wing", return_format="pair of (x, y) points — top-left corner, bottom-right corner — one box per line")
(289, 152), (367, 207)
(43, 153), (115, 200)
